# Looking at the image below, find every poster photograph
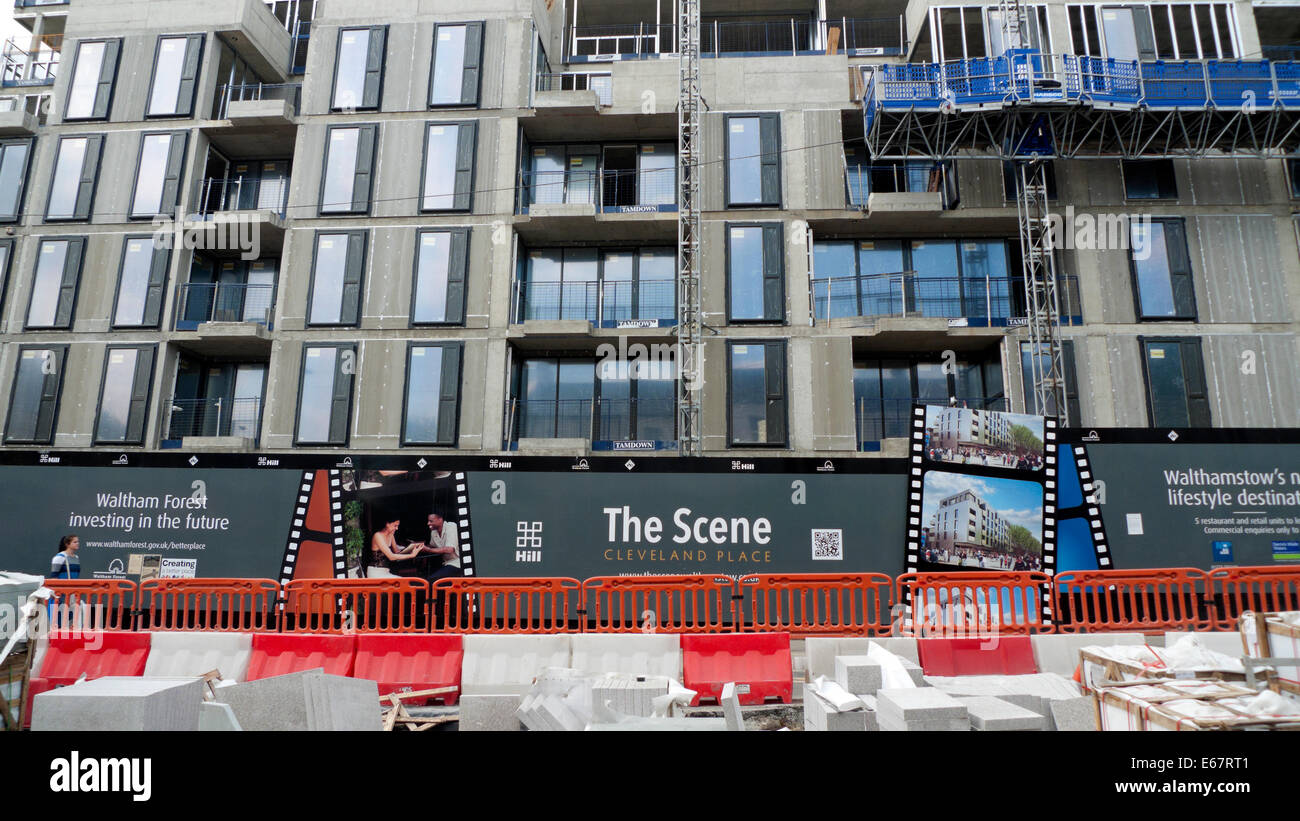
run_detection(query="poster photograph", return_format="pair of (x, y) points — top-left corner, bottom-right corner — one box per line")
(340, 469), (471, 584)
(923, 406), (1047, 471)
(919, 470), (1045, 571)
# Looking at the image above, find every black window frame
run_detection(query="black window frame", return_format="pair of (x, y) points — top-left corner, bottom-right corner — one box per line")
(330, 25), (387, 112)
(24, 236), (86, 330)
(306, 229), (368, 328)
(0, 238), (13, 312)
(725, 222), (786, 324)
(400, 341), (463, 447)
(724, 112), (782, 208)
(128, 131), (188, 220)
(63, 37), (122, 122)
(91, 344), (157, 446)
(1129, 217), (1197, 321)
(44, 133), (103, 223)
(319, 123), (378, 216)
(143, 33), (206, 119)
(4, 344), (69, 445)
(293, 342), (356, 447)
(419, 120), (477, 213)
(0, 136), (35, 223)
(428, 21), (485, 109)
(1287, 159), (1300, 199)
(1139, 336), (1212, 428)
(726, 339), (788, 448)
(110, 235), (170, 329)
(410, 227), (470, 326)
(1122, 159), (1178, 200)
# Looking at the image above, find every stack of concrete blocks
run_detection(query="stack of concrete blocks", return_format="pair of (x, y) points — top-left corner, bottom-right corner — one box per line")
(32, 677), (206, 731)
(924, 673), (1092, 730)
(215, 668), (382, 731)
(591, 675), (670, 718)
(516, 668), (589, 731)
(142, 632), (253, 683)
(805, 637), (926, 688)
(803, 685), (877, 731)
(954, 696), (1048, 731)
(458, 635), (572, 732)
(1029, 633), (1147, 677)
(877, 688), (970, 731)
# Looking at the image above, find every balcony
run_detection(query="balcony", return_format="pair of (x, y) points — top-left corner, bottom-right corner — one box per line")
(513, 279), (677, 331)
(504, 397), (678, 453)
(0, 102), (38, 134)
(174, 282), (276, 356)
(183, 176), (289, 256)
(206, 82), (300, 154)
(564, 17), (903, 62)
(535, 71), (613, 110)
(846, 162), (956, 214)
(1, 35), (60, 88)
(856, 396), (1005, 450)
(813, 273), (1081, 329)
(165, 396), (263, 450)
(517, 167), (676, 240)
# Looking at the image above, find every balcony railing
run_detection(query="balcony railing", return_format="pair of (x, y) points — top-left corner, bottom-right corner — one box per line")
(513, 279), (676, 326)
(214, 81), (302, 119)
(519, 167), (677, 212)
(504, 397), (677, 446)
(565, 17), (903, 60)
(846, 163), (954, 208)
(167, 397), (263, 441)
(195, 176), (290, 219)
(857, 396), (1005, 446)
(812, 273), (1081, 326)
(2, 35), (60, 87)
(14, 1), (71, 8)
(176, 282), (276, 327)
(569, 23), (674, 60)
(536, 71), (613, 106)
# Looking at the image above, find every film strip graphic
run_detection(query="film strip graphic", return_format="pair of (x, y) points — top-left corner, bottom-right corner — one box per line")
(278, 469), (345, 587)
(903, 404), (1059, 626)
(453, 471), (476, 577)
(1071, 444), (1112, 568)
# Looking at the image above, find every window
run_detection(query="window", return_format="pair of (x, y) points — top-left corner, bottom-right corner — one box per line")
(429, 22), (484, 107)
(1130, 218), (1195, 319)
(595, 357), (677, 443)
(45, 135), (102, 222)
(422, 122), (476, 212)
(1123, 160), (1177, 200)
(0, 239), (13, 307)
(0, 138), (33, 222)
(402, 343), (462, 446)
(1002, 161), (1058, 200)
(854, 356), (1004, 442)
(4, 345), (67, 444)
(295, 344), (355, 446)
(112, 237), (170, 328)
(332, 26), (386, 111)
(727, 224), (784, 322)
(145, 35), (205, 118)
(308, 231), (367, 326)
(930, 5), (1052, 61)
(508, 356), (676, 443)
(93, 346), (156, 445)
(412, 229), (469, 325)
(320, 125), (377, 214)
(64, 39), (120, 120)
(728, 341), (787, 447)
(181, 256), (277, 326)
(518, 246), (675, 324)
(130, 132), (187, 219)
(725, 114), (780, 207)
(1067, 3), (1238, 60)
(1142, 337), (1210, 427)
(26, 238), (85, 329)
(1019, 341), (1082, 423)
(1286, 159), (1299, 198)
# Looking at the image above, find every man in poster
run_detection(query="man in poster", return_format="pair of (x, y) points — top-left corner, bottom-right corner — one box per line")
(423, 512), (462, 582)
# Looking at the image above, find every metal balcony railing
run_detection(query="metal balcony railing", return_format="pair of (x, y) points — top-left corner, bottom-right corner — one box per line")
(14, 1), (71, 8)
(569, 23), (674, 60)
(177, 282), (276, 326)
(702, 18), (818, 56)
(812, 273), (1081, 326)
(504, 397), (677, 445)
(823, 17), (905, 55)
(214, 81), (302, 119)
(536, 71), (613, 105)
(846, 162), (953, 208)
(167, 397), (263, 441)
(519, 167), (677, 211)
(856, 396), (1005, 445)
(2, 34), (60, 86)
(566, 17), (903, 60)
(513, 279), (676, 325)
(195, 176), (290, 219)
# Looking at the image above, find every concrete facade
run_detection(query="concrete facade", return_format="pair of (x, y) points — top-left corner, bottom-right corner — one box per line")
(0, 0), (1295, 459)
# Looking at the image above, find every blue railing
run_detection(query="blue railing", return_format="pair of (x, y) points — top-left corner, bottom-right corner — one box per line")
(514, 279), (676, 327)
(813, 273), (1081, 327)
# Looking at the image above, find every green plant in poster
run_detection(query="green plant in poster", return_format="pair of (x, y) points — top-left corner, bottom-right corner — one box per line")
(343, 500), (364, 570)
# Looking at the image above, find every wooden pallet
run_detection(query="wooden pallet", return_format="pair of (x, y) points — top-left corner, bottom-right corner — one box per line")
(380, 687), (458, 732)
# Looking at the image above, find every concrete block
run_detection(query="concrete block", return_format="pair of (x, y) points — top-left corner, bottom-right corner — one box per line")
(721, 682), (745, 732)
(305, 674), (381, 731)
(571, 634), (681, 680)
(899, 658), (927, 687)
(876, 688), (969, 723)
(198, 702), (242, 731)
(879, 716), (971, 732)
(143, 631), (253, 682)
(33, 677), (204, 731)
(536, 693), (585, 731)
(593, 675), (669, 718)
(458, 694), (523, 732)
(804, 692), (871, 732)
(1030, 633), (1147, 676)
(806, 637), (919, 681)
(216, 669), (380, 731)
(956, 696), (1048, 731)
(461, 635), (572, 695)
(1050, 696), (1098, 732)
(834, 656), (883, 696)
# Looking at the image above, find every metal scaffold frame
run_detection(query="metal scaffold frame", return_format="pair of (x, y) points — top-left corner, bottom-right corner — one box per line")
(677, 0), (703, 455)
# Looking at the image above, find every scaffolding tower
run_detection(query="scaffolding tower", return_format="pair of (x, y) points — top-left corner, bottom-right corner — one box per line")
(677, 0), (703, 455)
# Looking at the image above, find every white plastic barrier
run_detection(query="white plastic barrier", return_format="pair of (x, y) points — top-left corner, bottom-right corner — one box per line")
(570, 634), (681, 680)
(806, 637), (918, 681)
(461, 634), (573, 695)
(1029, 633), (1147, 677)
(142, 632), (253, 682)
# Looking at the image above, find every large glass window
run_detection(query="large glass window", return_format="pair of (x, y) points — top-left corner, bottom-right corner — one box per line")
(1123, 159), (1177, 200)
(422, 122), (475, 211)
(130, 132), (186, 219)
(429, 22), (483, 107)
(853, 355), (1005, 443)
(26, 238), (85, 329)
(1067, 3), (1238, 60)
(113, 237), (169, 328)
(320, 125), (376, 214)
(65, 39), (119, 120)
(412, 229), (468, 325)
(509, 356), (676, 443)
(46, 135), (101, 222)
(308, 231), (366, 326)
(1131, 218), (1195, 319)
(0, 138), (33, 222)
(518, 246), (674, 325)
(727, 224), (783, 322)
(94, 346), (155, 445)
(403, 343), (462, 445)
(728, 341), (787, 446)
(4, 346), (67, 444)
(146, 35), (204, 118)
(726, 114), (780, 207)
(295, 344), (355, 445)
(1019, 341), (1082, 423)
(1142, 337), (1211, 427)
(332, 27), (386, 110)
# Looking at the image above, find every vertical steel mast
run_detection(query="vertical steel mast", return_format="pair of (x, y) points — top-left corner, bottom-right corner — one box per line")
(677, 0), (703, 454)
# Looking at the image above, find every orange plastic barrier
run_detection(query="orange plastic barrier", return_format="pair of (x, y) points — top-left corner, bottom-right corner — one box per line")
(246, 633), (357, 680)
(1210, 566), (1300, 631)
(353, 634), (463, 705)
(1052, 568), (1211, 633)
(281, 579), (428, 633)
(681, 632), (793, 705)
(583, 575), (736, 634)
(43, 580), (135, 631)
(432, 577), (580, 634)
(737, 573), (893, 636)
(896, 572), (1053, 636)
(138, 578), (280, 631)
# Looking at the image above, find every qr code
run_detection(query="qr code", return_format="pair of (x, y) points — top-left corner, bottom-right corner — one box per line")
(811, 529), (843, 561)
